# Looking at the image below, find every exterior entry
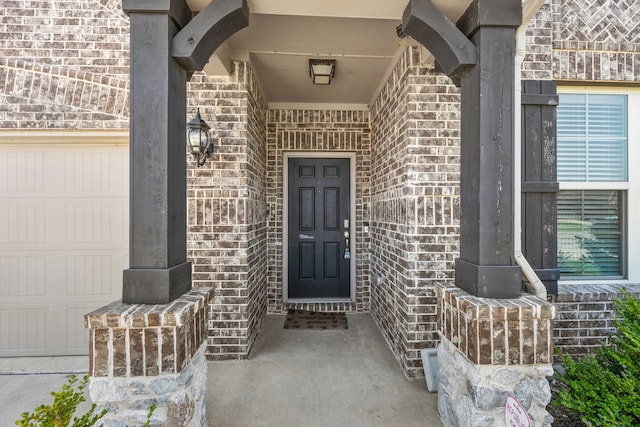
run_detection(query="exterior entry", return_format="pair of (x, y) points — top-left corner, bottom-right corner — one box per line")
(287, 158), (351, 299)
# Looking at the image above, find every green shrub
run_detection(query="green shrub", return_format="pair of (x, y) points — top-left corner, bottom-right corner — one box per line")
(554, 291), (640, 426)
(15, 375), (107, 427)
(15, 374), (156, 427)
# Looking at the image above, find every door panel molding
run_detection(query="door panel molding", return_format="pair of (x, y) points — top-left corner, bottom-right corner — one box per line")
(283, 152), (356, 302)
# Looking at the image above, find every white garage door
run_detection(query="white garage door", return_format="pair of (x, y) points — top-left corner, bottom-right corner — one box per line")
(0, 131), (129, 356)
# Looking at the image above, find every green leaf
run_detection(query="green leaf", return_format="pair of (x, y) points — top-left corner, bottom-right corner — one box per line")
(553, 291), (640, 426)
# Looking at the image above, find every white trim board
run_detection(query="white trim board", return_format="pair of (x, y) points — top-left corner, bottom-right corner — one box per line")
(0, 130), (129, 146)
(557, 86), (640, 283)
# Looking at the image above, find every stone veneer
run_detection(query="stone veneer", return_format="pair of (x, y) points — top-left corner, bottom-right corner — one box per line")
(438, 337), (554, 427)
(369, 45), (461, 378)
(436, 283), (556, 426)
(85, 287), (212, 426)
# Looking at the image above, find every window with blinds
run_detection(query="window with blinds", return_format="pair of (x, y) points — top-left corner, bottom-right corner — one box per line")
(557, 94), (628, 279)
(557, 190), (623, 277)
(557, 94), (627, 182)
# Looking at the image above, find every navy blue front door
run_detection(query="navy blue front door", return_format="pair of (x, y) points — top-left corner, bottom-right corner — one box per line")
(288, 158), (350, 299)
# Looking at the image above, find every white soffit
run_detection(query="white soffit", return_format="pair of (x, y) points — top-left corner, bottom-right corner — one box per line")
(188, 0), (473, 105)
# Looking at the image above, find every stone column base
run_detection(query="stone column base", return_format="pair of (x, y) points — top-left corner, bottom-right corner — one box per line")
(437, 337), (553, 427)
(85, 287), (213, 426)
(435, 283), (556, 427)
(90, 342), (208, 426)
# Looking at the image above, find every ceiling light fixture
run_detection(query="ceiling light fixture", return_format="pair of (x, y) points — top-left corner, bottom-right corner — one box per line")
(309, 59), (336, 85)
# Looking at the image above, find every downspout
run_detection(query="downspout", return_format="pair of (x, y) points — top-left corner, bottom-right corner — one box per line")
(514, 0), (548, 299)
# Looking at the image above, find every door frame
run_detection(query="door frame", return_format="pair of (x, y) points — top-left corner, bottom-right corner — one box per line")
(283, 151), (357, 303)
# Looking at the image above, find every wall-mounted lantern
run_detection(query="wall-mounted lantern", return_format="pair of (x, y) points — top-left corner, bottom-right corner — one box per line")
(187, 108), (213, 167)
(309, 59), (336, 85)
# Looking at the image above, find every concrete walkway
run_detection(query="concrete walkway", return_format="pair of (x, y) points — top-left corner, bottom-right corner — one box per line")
(0, 313), (442, 426)
(206, 314), (442, 427)
(0, 355), (91, 425)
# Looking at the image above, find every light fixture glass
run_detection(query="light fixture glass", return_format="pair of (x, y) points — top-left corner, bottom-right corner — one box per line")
(309, 59), (336, 85)
(187, 108), (213, 167)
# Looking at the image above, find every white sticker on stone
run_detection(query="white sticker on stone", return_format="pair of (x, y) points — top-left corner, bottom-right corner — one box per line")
(504, 395), (531, 427)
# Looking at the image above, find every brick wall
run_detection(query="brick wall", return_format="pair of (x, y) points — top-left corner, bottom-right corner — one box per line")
(186, 62), (268, 360)
(552, 284), (640, 357)
(369, 47), (413, 374)
(244, 63), (269, 357)
(369, 46), (461, 378)
(552, 0), (640, 81)
(522, 1), (554, 81)
(0, 0), (129, 129)
(265, 109), (372, 314)
(3, 0), (640, 368)
(521, 0), (640, 82)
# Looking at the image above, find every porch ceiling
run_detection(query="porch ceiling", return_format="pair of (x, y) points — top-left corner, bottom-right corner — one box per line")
(185, 0), (473, 107)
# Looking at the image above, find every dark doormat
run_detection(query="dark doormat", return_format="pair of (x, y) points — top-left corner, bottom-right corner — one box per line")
(283, 309), (348, 330)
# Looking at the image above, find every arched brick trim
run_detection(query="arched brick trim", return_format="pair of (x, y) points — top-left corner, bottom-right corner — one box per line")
(0, 58), (129, 128)
(0, 0), (129, 79)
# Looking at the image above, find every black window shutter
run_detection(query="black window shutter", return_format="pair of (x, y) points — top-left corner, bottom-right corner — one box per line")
(521, 80), (560, 295)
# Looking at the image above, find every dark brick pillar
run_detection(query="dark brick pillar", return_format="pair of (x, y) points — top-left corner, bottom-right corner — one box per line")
(121, 0), (192, 303)
(454, 0), (524, 298)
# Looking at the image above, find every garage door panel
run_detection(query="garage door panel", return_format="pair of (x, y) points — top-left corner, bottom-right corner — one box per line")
(1, 202), (127, 250)
(0, 256), (46, 297)
(65, 151), (114, 192)
(65, 254), (113, 296)
(64, 203), (114, 244)
(64, 252), (127, 297)
(0, 203), (46, 244)
(65, 307), (93, 351)
(0, 142), (129, 356)
(0, 308), (47, 354)
(1, 149), (127, 198)
(0, 151), (45, 193)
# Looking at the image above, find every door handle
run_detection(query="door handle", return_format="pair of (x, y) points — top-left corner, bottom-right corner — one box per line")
(343, 231), (351, 259)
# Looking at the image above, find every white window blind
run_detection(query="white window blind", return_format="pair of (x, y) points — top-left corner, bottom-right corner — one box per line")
(557, 94), (627, 182)
(557, 93), (628, 278)
(557, 190), (623, 277)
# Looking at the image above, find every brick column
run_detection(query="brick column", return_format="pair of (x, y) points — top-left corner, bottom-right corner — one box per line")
(435, 283), (556, 426)
(85, 287), (212, 426)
